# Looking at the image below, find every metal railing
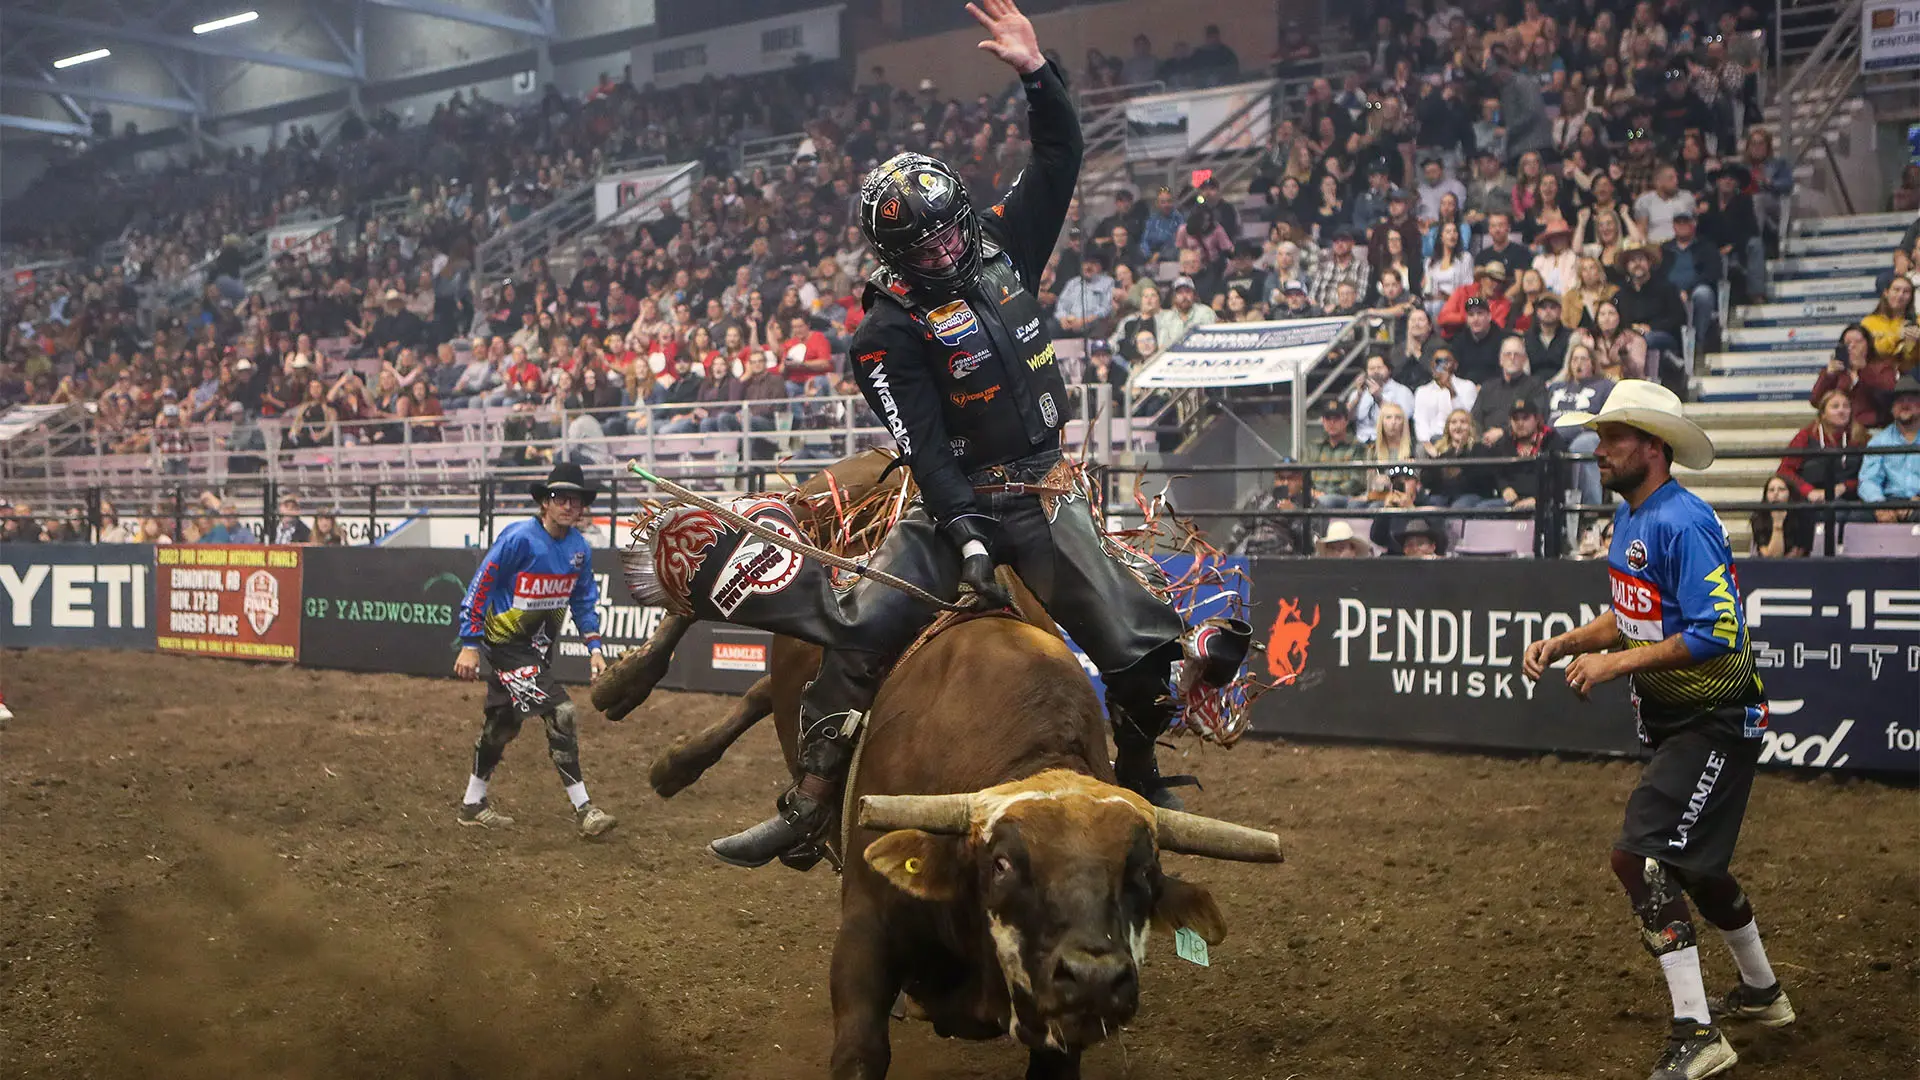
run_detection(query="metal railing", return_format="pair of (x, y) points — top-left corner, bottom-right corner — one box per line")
(1774, 0), (1864, 214)
(12, 442), (1917, 558)
(471, 160), (701, 302)
(1097, 443), (1920, 559)
(0, 385), (1142, 500)
(1166, 54), (1370, 211)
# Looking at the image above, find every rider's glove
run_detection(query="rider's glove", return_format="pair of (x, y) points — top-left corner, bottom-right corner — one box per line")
(944, 516), (1012, 611)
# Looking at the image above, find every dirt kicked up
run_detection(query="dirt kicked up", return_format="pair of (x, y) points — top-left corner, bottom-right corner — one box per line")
(0, 649), (1913, 1079)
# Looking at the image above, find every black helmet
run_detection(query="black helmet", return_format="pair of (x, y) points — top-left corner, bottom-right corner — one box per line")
(859, 152), (981, 294)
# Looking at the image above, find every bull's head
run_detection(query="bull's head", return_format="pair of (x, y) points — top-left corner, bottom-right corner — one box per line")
(857, 770), (1281, 1051)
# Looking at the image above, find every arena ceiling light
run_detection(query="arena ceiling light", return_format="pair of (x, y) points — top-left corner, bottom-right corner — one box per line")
(52, 48), (111, 69)
(192, 11), (259, 34)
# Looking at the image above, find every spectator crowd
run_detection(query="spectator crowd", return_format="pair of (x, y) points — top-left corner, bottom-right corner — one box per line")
(2, 1), (1915, 553)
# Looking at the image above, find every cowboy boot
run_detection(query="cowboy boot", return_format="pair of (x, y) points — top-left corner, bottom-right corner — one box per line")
(1109, 695), (1187, 811)
(709, 707), (859, 868)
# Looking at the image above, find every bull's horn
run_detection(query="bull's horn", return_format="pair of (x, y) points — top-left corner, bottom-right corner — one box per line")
(857, 793), (974, 835)
(1153, 808), (1284, 863)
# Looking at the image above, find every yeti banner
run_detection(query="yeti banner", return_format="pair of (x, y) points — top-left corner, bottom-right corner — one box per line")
(1246, 558), (1920, 774)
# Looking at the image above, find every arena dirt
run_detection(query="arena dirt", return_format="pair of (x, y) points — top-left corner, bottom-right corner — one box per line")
(1, 650), (1913, 1079)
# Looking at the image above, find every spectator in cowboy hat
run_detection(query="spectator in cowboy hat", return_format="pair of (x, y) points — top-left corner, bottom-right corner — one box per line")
(1395, 518), (1443, 558)
(1613, 242), (1688, 381)
(365, 286), (426, 354)
(1305, 399), (1369, 508)
(1314, 519), (1371, 558)
(1859, 372), (1920, 522)
(1700, 163), (1767, 302)
(1534, 220), (1579, 296)
(1437, 260), (1513, 337)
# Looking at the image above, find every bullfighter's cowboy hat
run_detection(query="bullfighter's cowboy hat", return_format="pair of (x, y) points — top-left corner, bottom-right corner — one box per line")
(1554, 379), (1716, 470)
(530, 462), (600, 504)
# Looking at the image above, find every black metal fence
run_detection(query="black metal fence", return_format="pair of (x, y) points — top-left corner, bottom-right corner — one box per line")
(1097, 442), (1920, 559)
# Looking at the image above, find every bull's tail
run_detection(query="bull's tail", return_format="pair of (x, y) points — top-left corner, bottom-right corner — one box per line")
(590, 613), (695, 721)
(648, 675), (776, 798)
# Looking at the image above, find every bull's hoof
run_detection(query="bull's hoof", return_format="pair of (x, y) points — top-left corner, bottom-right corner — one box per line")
(589, 622), (684, 717)
(647, 735), (720, 798)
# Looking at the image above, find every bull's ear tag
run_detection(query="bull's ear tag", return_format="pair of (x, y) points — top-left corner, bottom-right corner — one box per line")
(1173, 927), (1210, 967)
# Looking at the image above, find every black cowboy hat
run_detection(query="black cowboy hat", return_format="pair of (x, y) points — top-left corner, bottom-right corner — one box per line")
(530, 462), (600, 505)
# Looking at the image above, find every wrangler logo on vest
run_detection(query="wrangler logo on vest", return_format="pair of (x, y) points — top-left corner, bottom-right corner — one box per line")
(866, 368), (912, 455)
(1026, 342), (1056, 371)
(928, 300), (978, 345)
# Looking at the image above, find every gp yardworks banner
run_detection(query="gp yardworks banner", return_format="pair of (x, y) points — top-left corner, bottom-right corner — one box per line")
(298, 546), (472, 674)
(1132, 318), (1354, 389)
(154, 545), (304, 661)
(1246, 558), (1920, 773)
(0, 544), (155, 650)
(295, 547), (766, 696)
(1864, 0), (1920, 72)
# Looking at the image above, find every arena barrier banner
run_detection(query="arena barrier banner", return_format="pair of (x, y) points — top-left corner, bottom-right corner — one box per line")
(1740, 559), (1920, 774)
(1247, 558), (1636, 756)
(298, 546), (473, 674)
(293, 547), (766, 694)
(155, 545), (304, 661)
(0, 544), (156, 650)
(1246, 558), (1920, 773)
(550, 550), (769, 696)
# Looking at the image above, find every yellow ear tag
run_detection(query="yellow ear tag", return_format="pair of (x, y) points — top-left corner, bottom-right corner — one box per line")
(904, 857), (922, 875)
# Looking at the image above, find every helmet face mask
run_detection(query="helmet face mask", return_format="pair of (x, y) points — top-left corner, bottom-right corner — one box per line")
(861, 153), (983, 294)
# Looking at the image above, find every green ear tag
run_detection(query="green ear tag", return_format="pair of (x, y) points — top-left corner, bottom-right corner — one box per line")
(1173, 927), (1210, 967)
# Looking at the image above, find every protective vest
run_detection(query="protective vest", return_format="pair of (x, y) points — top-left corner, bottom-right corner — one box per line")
(868, 242), (1069, 472)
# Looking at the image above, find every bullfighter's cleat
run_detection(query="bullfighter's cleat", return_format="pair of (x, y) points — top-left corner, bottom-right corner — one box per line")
(576, 802), (617, 838)
(1711, 980), (1795, 1029)
(1648, 1020), (1738, 1080)
(458, 799), (515, 828)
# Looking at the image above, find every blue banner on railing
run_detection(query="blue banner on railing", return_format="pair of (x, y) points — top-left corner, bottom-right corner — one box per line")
(1064, 553), (1252, 699)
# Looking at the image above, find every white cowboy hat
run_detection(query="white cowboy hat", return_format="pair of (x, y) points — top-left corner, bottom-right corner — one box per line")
(1554, 380), (1715, 470)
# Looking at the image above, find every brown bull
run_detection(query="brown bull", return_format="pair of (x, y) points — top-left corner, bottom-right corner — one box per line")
(654, 616), (1279, 1080)
(603, 454), (1277, 1077)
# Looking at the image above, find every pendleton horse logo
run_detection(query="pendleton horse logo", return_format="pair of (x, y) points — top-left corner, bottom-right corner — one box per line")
(1265, 598), (1320, 683)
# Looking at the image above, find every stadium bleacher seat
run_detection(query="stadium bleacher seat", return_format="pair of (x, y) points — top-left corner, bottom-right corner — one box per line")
(1453, 519), (1535, 557)
(1840, 522), (1920, 557)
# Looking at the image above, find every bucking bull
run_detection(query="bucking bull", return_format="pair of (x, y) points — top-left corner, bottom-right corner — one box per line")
(592, 450), (1282, 1079)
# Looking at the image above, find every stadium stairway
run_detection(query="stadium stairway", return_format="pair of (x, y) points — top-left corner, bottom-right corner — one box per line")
(1680, 209), (1914, 548)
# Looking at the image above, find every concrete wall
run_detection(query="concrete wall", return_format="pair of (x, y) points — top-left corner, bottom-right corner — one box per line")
(855, 0), (1283, 101)
(1, 142), (53, 203)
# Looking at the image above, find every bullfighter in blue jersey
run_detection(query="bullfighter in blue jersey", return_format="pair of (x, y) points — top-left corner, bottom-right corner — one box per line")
(1525, 382), (1792, 1080)
(454, 463), (616, 838)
